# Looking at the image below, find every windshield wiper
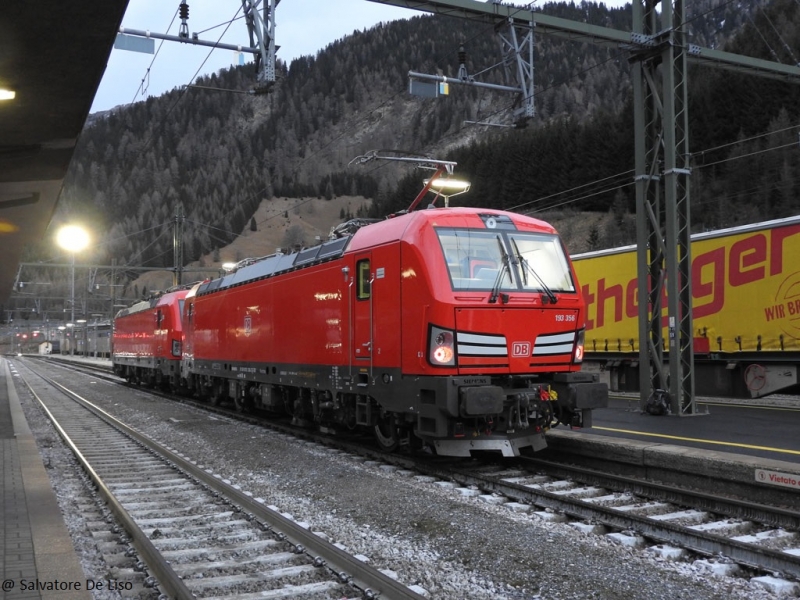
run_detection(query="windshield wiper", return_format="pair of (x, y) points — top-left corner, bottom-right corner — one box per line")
(510, 238), (528, 286)
(489, 237), (511, 304)
(511, 238), (558, 305)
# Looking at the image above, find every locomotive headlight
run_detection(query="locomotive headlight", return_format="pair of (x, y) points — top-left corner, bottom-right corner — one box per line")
(172, 340), (182, 357)
(574, 329), (585, 364)
(429, 326), (456, 367)
(433, 345), (454, 363)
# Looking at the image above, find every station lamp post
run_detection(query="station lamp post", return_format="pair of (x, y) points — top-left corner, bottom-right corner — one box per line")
(56, 225), (90, 354)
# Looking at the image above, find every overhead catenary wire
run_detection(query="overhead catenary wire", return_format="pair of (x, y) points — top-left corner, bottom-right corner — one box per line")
(340, 5), (627, 197)
(22, 3), (800, 313)
(243, 1), (678, 233)
(745, 10), (782, 63)
(518, 124), (800, 216)
(121, 1), (792, 263)
(117, 0), (627, 239)
(243, 1), (549, 226)
(137, 5), (243, 155)
(693, 122), (800, 165)
(128, 7), (251, 105)
(693, 138), (799, 170)
(183, 218), (243, 248)
(490, 1), (800, 215)
(109, 4), (401, 253)
(683, 0), (740, 31)
(758, 5), (799, 64)
(507, 167), (636, 213)
(130, 8), (180, 105)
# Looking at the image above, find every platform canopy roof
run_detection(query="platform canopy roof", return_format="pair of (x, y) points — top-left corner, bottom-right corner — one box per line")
(0, 1), (130, 304)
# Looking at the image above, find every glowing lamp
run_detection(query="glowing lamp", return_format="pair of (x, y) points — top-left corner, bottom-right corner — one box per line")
(430, 327), (456, 366)
(423, 177), (471, 207)
(56, 225), (90, 253)
(433, 345), (454, 363)
(56, 224), (90, 352)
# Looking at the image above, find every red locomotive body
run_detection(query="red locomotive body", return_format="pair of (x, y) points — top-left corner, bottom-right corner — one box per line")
(112, 287), (190, 388)
(178, 208), (607, 456)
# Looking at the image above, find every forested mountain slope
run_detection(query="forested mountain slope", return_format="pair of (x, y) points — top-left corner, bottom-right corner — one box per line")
(48, 0), (800, 278)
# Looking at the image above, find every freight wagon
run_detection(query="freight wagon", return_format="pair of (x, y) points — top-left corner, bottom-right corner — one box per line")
(59, 321), (112, 357)
(572, 216), (800, 398)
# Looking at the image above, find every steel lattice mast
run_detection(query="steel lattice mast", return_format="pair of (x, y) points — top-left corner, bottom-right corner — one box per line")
(365, 0), (800, 414)
(632, 1), (695, 414)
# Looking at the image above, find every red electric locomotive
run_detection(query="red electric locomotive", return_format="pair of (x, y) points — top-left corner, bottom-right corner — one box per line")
(112, 286), (190, 389)
(178, 207), (607, 456)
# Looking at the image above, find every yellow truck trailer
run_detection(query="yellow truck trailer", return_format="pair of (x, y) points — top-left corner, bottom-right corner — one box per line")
(572, 216), (800, 397)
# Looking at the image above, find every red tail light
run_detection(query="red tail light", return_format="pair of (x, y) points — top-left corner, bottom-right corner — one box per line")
(574, 329), (585, 364)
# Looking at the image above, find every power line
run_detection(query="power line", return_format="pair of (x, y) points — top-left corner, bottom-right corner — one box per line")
(123, 3), (627, 242)
(694, 138), (799, 170)
(507, 167), (635, 213)
(130, 8), (180, 105)
(745, 10), (781, 62)
(137, 5), (243, 155)
(527, 180), (634, 215)
(693, 122), (800, 158)
(759, 4), (799, 64)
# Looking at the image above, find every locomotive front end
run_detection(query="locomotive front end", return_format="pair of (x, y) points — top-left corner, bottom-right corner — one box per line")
(400, 209), (608, 456)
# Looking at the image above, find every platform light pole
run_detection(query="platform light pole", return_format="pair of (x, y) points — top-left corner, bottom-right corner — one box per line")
(56, 225), (90, 354)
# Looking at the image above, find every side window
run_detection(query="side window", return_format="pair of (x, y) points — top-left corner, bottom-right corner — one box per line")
(357, 259), (371, 300)
(187, 302), (194, 322)
(156, 309), (164, 327)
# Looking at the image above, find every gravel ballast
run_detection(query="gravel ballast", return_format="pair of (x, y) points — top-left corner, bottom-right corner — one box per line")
(16, 362), (791, 600)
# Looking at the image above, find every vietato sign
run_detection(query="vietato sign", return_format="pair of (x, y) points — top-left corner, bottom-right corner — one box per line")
(755, 468), (800, 490)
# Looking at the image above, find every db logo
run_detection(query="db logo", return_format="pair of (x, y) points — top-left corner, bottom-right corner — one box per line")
(511, 341), (531, 357)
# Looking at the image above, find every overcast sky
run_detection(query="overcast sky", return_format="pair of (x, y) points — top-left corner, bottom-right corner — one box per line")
(91, 0), (630, 113)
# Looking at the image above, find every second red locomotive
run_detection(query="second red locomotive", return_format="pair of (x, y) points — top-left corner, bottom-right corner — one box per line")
(114, 207), (608, 456)
(113, 286), (190, 388)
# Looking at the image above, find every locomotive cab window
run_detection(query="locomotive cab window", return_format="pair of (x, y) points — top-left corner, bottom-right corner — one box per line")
(508, 232), (575, 293)
(436, 229), (514, 291)
(436, 228), (574, 293)
(357, 259), (371, 300)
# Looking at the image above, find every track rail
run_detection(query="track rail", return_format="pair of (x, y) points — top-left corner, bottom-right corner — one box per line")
(410, 458), (800, 580)
(14, 359), (427, 600)
(33, 355), (800, 584)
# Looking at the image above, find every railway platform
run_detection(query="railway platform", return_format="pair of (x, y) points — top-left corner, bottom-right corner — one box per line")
(0, 358), (90, 600)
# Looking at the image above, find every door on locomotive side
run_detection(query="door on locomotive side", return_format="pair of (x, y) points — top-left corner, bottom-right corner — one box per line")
(352, 254), (373, 361)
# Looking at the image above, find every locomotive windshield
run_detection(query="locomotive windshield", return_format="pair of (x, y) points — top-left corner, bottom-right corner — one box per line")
(436, 228), (575, 293)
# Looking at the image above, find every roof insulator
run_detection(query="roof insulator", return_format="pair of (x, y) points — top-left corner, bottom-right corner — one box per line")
(178, 2), (189, 38)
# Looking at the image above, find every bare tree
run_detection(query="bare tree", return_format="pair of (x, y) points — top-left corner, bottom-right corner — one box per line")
(282, 224), (305, 249)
